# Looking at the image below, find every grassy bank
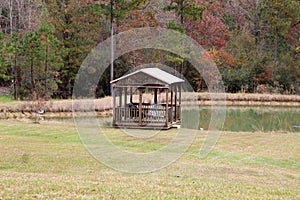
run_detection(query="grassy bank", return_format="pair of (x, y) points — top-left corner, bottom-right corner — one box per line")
(0, 97), (113, 119)
(0, 95), (12, 103)
(193, 93), (300, 106)
(0, 120), (299, 199)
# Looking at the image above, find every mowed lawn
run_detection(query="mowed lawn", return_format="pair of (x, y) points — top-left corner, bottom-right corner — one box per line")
(0, 120), (299, 199)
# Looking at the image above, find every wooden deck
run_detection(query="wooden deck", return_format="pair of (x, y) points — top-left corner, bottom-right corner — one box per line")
(113, 104), (180, 129)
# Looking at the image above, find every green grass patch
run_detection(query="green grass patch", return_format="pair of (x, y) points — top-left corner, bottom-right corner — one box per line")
(0, 95), (14, 103)
(204, 149), (300, 170)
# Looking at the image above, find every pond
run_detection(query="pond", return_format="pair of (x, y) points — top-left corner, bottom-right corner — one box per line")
(193, 106), (300, 132)
(41, 106), (300, 132)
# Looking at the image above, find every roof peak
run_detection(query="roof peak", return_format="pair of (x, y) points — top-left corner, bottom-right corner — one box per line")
(111, 67), (184, 85)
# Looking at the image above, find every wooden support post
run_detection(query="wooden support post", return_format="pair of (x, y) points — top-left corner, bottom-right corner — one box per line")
(130, 87), (133, 103)
(119, 87), (122, 107)
(170, 86), (173, 123)
(112, 86), (116, 125)
(129, 87), (134, 119)
(154, 88), (158, 104)
(165, 88), (169, 127)
(178, 84), (181, 121)
(124, 88), (127, 119)
(124, 88), (127, 105)
(139, 89), (142, 126)
(174, 85), (177, 121)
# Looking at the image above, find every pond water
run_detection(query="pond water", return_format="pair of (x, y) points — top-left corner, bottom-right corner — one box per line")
(42, 106), (300, 132)
(194, 106), (300, 132)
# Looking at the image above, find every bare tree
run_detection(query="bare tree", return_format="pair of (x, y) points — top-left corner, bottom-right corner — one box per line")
(0, 0), (44, 34)
(8, 0), (13, 35)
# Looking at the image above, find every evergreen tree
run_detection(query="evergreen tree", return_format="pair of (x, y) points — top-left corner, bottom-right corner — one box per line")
(46, 0), (106, 98)
(163, 0), (206, 91)
(6, 32), (23, 99)
(164, 0), (205, 29)
(18, 25), (63, 100)
(100, 0), (145, 94)
(0, 31), (11, 82)
(262, 0), (300, 84)
(20, 30), (42, 99)
(37, 24), (64, 99)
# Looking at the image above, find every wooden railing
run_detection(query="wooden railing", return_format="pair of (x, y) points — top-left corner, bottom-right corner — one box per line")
(114, 104), (176, 126)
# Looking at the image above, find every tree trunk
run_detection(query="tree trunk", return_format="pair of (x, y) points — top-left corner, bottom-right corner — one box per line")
(30, 57), (35, 94)
(13, 52), (17, 100)
(9, 0), (13, 35)
(0, 7), (2, 30)
(180, 1), (184, 77)
(110, 0), (114, 95)
(180, 1), (184, 25)
(273, 28), (278, 85)
(44, 39), (48, 98)
(16, 0), (21, 31)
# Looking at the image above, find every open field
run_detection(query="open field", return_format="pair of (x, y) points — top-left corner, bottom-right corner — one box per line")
(0, 120), (299, 199)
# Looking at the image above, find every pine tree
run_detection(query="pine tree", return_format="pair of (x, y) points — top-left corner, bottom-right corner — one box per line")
(0, 31), (11, 82)
(262, 0), (300, 84)
(163, 0), (205, 90)
(18, 25), (64, 100)
(164, 0), (205, 29)
(37, 24), (64, 99)
(20, 30), (43, 99)
(46, 0), (106, 98)
(100, 0), (145, 94)
(5, 33), (22, 99)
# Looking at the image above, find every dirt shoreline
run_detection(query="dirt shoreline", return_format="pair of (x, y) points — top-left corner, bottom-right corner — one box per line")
(0, 93), (299, 118)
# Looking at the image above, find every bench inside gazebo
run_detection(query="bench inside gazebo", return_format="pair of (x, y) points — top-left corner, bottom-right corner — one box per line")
(110, 68), (184, 129)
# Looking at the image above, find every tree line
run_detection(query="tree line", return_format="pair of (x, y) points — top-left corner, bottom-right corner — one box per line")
(0, 0), (299, 100)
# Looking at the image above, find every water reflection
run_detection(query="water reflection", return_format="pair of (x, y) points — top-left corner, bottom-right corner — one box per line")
(29, 106), (300, 132)
(194, 106), (300, 132)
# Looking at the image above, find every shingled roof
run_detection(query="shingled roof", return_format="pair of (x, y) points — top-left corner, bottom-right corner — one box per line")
(111, 68), (184, 86)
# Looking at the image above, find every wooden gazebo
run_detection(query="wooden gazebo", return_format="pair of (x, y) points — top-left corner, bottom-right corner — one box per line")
(110, 68), (184, 129)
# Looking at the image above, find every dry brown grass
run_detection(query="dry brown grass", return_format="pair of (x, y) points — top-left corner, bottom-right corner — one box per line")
(1, 93), (299, 118)
(187, 92), (300, 106)
(0, 97), (113, 118)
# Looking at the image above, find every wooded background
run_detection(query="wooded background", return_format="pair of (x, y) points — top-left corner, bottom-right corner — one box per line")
(0, 0), (299, 100)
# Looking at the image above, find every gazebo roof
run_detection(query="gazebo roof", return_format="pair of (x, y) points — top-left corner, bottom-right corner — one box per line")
(111, 68), (184, 86)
